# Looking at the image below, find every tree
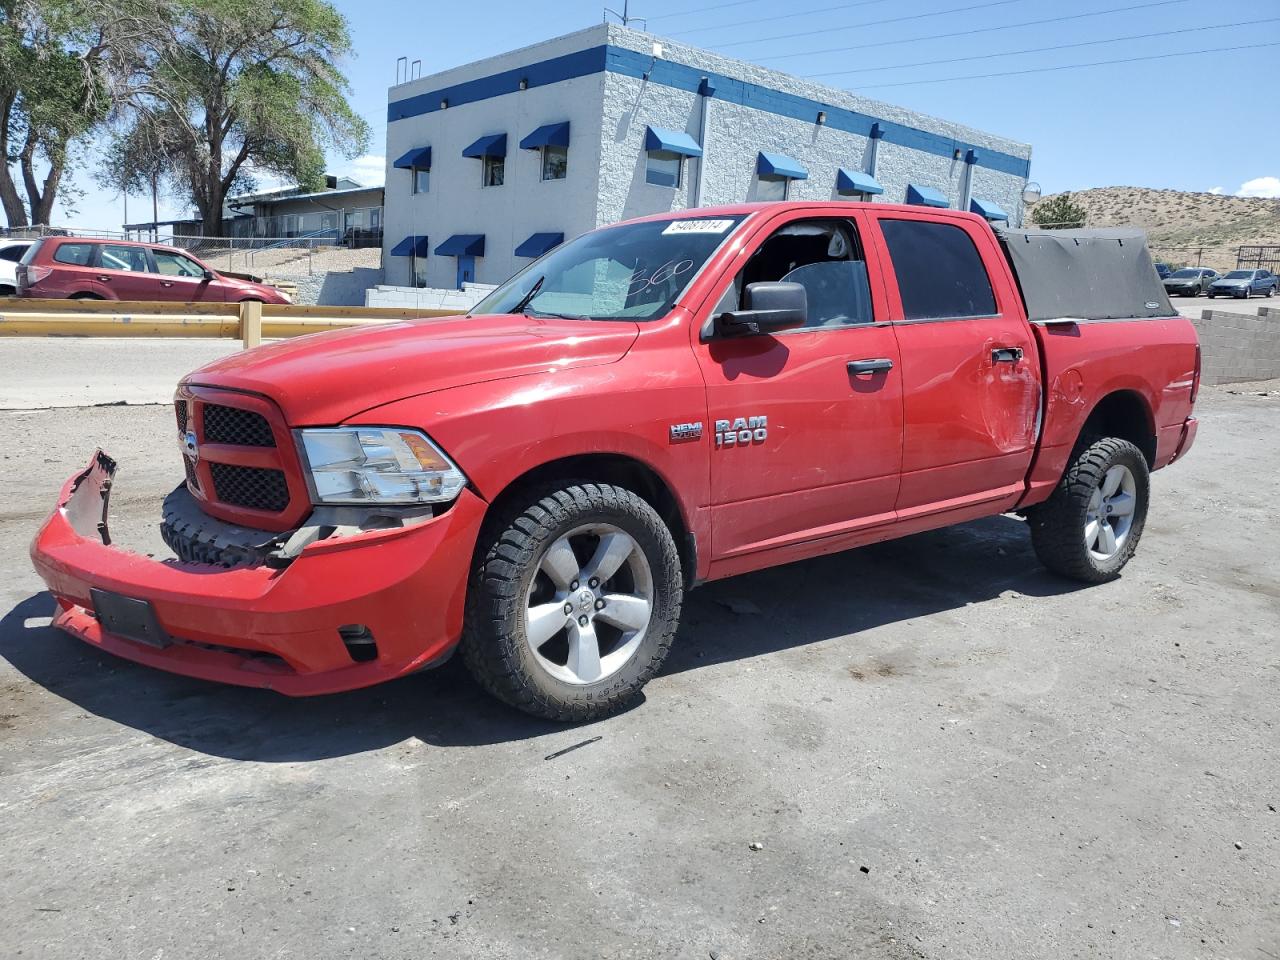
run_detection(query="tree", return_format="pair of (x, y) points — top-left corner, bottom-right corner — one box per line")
(125, 0), (369, 236)
(0, 0), (140, 227)
(95, 113), (179, 237)
(1030, 192), (1088, 230)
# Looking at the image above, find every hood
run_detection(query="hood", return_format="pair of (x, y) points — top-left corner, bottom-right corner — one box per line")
(185, 313), (641, 424)
(1211, 278), (1246, 285)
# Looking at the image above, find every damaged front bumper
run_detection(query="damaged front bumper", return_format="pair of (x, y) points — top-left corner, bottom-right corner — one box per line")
(29, 451), (487, 695)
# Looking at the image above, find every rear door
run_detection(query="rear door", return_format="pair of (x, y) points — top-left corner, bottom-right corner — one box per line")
(865, 211), (1040, 516)
(693, 209), (903, 562)
(98, 244), (162, 300)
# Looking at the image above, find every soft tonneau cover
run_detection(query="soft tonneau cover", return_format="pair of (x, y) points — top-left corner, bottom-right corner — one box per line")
(995, 227), (1175, 321)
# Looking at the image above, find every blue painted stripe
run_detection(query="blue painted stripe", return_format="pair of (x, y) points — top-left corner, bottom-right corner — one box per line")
(388, 47), (607, 122)
(387, 43), (1031, 179)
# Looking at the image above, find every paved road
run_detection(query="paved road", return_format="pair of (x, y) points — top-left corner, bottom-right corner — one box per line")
(0, 337), (239, 409)
(2, 389), (1278, 960)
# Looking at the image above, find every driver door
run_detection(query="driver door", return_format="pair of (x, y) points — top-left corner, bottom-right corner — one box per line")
(150, 248), (221, 301)
(693, 210), (904, 569)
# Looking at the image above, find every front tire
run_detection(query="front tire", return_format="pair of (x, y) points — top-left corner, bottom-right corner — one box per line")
(461, 482), (683, 721)
(1028, 437), (1150, 583)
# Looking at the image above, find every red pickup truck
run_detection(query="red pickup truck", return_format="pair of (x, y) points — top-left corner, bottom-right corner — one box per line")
(30, 202), (1200, 720)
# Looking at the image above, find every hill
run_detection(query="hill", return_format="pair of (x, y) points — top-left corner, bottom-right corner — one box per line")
(1027, 187), (1280, 270)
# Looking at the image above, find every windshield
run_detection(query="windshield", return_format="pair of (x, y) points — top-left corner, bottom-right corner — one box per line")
(472, 215), (748, 321)
(1169, 269), (1200, 278)
(1223, 271), (1252, 279)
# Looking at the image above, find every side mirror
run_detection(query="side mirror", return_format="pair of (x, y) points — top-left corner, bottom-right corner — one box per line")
(717, 281), (807, 336)
(203, 268), (215, 280)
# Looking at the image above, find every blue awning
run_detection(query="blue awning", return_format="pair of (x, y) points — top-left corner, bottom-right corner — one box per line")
(520, 122), (570, 150)
(393, 146), (432, 170)
(644, 126), (703, 158)
(462, 133), (507, 158)
(515, 232), (564, 258)
(836, 168), (884, 195)
(970, 197), (1009, 221)
(757, 152), (808, 180)
(389, 235), (429, 257)
(435, 234), (485, 257)
(906, 184), (949, 208)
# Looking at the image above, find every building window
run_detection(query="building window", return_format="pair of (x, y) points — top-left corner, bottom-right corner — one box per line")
(483, 155), (505, 187)
(541, 144), (568, 181)
(412, 255), (429, 288)
(757, 177), (788, 202)
(646, 151), (682, 188)
(413, 168), (429, 194)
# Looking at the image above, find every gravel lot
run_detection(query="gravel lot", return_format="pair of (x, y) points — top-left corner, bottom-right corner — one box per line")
(1, 386), (1277, 960)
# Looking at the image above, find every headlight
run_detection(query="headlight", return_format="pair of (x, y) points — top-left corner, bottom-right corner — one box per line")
(296, 427), (467, 505)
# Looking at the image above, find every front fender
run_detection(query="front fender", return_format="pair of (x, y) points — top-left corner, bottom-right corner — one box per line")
(344, 345), (712, 576)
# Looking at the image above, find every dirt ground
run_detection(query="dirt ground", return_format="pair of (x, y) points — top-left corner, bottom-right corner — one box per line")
(1, 385), (1277, 960)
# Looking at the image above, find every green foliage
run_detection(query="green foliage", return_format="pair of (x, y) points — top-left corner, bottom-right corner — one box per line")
(1031, 192), (1089, 230)
(124, 0), (370, 234)
(0, 0), (119, 225)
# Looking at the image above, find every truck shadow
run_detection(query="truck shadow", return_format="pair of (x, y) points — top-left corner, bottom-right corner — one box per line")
(0, 515), (1085, 761)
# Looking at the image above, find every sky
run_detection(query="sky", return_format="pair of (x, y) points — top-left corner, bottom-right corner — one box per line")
(63, 0), (1280, 230)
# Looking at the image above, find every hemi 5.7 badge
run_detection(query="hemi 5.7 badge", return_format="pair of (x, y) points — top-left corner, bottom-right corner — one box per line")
(669, 422), (704, 443)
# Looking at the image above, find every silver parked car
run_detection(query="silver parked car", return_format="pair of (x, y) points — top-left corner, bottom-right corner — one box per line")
(1162, 267), (1219, 296)
(1207, 269), (1277, 299)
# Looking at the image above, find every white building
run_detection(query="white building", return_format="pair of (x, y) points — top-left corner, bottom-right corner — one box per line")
(382, 23), (1033, 291)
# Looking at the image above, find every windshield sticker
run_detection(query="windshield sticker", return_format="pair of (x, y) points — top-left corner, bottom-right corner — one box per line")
(662, 219), (735, 235)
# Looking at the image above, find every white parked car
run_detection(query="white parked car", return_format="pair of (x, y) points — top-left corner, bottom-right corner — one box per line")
(0, 239), (34, 295)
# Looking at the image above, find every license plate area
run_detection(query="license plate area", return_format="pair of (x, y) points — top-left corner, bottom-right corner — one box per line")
(90, 589), (172, 649)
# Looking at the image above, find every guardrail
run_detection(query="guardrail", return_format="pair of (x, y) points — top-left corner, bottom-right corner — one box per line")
(0, 298), (458, 349)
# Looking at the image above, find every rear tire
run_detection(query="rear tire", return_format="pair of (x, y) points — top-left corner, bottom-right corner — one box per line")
(69, 292), (103, 300)
(1028, 437), (1150, 584)
(461, 482), (683, 721)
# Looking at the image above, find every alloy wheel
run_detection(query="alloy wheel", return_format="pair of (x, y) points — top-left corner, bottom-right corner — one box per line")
(1084, 464), (1137, 561)
(523, 523), (654, 685)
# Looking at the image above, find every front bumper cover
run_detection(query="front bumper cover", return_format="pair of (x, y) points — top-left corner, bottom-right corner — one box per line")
(30, 451), (487, 695)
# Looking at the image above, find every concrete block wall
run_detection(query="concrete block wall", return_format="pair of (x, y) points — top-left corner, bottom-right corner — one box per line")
(365, 283), (495, 312)
(1193, 309), (1280, 384)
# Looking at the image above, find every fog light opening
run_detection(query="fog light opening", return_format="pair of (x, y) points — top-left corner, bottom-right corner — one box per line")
(338, 624), (378, 663)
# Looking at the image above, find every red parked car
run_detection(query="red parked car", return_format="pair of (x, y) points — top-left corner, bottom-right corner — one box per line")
(30, 203), (1199, 720)
(16, 236), (290, 303)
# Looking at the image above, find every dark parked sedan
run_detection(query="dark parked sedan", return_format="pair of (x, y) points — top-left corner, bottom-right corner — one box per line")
(1207, 269), (1277, 299)
(1162, 267), (1219, 296)
(1154, 262), (1173, 279)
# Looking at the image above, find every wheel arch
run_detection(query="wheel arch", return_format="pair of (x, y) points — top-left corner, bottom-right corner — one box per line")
(1076, 389), (1157, 467)
(483, 453), (698, 588)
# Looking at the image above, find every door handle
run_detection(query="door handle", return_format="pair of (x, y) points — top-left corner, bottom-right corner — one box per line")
(97, 275), (110, 282)
(161, 281), (174, 287)
(991, 347), (1024, 363)
(847, 358), (894, 375)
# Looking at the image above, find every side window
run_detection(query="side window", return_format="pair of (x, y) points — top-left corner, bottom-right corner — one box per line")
(645, 151), (682, 188)
(152, 251), (205, 277)
(732, 219), (874, 329)
(100, 244), (149, 272)
(53, 242), (95, 266)
(0, 245), (27, 262)
(413, 169), (429, 194)
(879, 219), (996, 320)
(541, 144), (567, 181)
(483, 155), (504, 187)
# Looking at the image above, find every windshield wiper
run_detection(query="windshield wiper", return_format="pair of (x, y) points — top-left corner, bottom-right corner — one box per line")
(526, 307), (594, 321)
(509, 276), (545, 315)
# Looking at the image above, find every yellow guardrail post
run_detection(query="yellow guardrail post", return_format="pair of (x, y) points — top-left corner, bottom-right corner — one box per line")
(240, 300), (263, 349)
